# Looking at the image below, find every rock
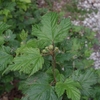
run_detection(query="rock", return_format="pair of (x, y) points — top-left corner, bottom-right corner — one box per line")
(2, 96), (8, 100)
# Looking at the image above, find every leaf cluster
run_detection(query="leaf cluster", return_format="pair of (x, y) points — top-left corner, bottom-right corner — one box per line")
(0, 3), (100, 99)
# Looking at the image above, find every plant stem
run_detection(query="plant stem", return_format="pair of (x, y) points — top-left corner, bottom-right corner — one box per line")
(51, 43), (56, 84)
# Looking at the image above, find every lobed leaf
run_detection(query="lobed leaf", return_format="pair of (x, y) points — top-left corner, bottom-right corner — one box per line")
(55, 78), (81, 100)
(3, 48), (44, 76)
(0, 47), (13, 71)
(0, 22), (10, 35)
(72, 69), (97, 96)
(21, 83), (58, 100)
(32, 12), (71, 43)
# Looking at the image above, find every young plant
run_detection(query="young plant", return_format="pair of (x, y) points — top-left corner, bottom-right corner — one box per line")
(2, 12), (100, 100)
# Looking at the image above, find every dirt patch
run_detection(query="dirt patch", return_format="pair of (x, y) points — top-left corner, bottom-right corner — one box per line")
(0, 80), (23, 100)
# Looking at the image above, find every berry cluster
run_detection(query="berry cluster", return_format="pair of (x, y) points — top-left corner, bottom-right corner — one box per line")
(42, 45), (59, 55)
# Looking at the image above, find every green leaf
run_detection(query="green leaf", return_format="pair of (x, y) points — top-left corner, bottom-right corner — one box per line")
(1, 75), (13, 83)
(0, 36), (4, 45)
(0, 22), (10, 35)
(55, 82), (66, 97)
(19, 0), (31, 3)
(72, 69), (97, 96)
(56, 74), (65, 82)
(26, 39), (38, 48)
(55, 18), (71, 42)
(19, 72), (51, 91)
(71, 38), (81, 51)
(4, 2), (16, 11)
(93, 86), (100, 100)
(32, 12), (71, 43)
(21, 83), (58, 100)
(65, 79), (81, 100)
(5, 29), (16, 41)
(3, 48), (44, 76)
(55, 78), (81, 100)
(20, 30), (28, 41)
(2, 9), (10, 16)
(0, 47), (13, 71)
(73, 25), (82, 32)
(26, 39), (48, 49)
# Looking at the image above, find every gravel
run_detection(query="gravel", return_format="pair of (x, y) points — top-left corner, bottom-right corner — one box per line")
(75, 0), (100, 69)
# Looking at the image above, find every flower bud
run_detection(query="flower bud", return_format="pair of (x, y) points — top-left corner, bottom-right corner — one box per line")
(48, 45), (53, 50)
(42, 49), (47, 53)
(45, 46), (49, 50)
(54, 47), (59, 52)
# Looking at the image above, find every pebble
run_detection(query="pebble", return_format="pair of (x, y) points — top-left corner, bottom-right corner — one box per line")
(72, 0), (100, 69)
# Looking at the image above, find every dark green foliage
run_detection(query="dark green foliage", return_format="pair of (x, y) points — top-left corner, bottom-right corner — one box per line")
(0, 1), (100, 100)
(0, 0), (47, 33)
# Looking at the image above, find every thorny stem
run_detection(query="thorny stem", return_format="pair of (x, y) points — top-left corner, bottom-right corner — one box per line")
(51, 42), (56, 84)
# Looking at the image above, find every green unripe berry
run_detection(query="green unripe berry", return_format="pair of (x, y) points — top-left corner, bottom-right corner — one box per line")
(54, 47), (59, 52)
(45, 47), (49, 50)
(42, 49), (47, 53)
(21, 42), (24, 45)
(48, 45), (53, 50)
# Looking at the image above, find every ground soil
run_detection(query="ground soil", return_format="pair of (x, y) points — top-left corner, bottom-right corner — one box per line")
(0, 80), (23, 100)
